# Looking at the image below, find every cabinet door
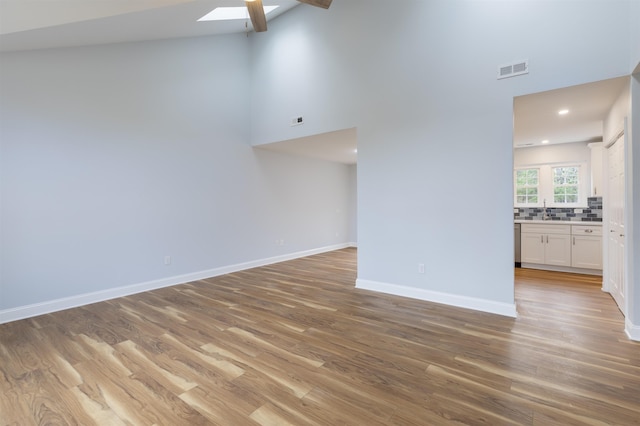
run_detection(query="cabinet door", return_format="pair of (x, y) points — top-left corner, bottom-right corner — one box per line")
(572, 235), (602, 269)
(545, 234), (572, 266)
(522, 233), (545, 264)
(589, 142), (603, 196)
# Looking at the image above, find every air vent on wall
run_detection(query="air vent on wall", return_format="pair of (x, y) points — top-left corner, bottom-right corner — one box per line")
(497, 60), (529, 80)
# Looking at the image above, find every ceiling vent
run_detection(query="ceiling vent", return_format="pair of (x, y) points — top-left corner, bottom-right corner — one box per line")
(498, 60), (529, 80)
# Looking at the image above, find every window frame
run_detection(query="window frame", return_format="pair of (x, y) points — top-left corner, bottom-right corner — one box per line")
(551, 165), (581, 205)
(514, 167), (540, 207)
(514, 162), (588, 208)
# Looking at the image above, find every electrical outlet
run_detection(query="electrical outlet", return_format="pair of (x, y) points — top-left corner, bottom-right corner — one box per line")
(164, 256), (171, 265)
(418, 263), (425, 274)
(290, 116), (304, 126)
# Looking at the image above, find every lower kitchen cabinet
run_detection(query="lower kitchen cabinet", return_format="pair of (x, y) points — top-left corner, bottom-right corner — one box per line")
(521, 225), (571, 267)
(521, 232), (546, 264)
(519, 222), (602, 273)
(571, 225), (603, 270)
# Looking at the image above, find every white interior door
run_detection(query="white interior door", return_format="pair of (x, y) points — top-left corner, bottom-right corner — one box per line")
(607, 134), (625, 314)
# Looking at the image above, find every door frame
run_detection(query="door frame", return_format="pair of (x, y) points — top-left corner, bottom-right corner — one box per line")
(602, 118), (629, 316)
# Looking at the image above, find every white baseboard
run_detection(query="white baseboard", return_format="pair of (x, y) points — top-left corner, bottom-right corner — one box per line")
(0, 243), (350, 324)
(625, 318), (640, 341)
(355, 279), (518, 318)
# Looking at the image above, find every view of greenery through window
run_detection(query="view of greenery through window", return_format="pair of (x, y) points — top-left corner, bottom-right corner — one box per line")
(516, 169), (539, 204)
(553, 166), (579, 203)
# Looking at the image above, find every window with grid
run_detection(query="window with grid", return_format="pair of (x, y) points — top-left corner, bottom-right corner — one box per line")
(515, 168), (539, 205)
(552, 166), (579, 204)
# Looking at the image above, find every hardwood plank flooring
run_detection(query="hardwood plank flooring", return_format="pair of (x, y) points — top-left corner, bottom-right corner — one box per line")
(1, 248), (639, 425)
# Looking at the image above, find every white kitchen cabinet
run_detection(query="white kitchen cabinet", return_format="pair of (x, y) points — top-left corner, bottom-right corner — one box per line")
(571, 225), (602, 269)
(521, 232), (546, 264)
(545, 234), (572, 266)
(521, 224), (572, 267)
(589, 142), (603, 196)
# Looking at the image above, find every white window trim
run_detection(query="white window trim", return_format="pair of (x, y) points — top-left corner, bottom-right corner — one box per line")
(514, 167), (540, 208)
(514, 162), (589, 208)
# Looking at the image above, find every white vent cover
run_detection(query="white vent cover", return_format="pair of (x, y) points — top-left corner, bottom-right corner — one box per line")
(497, 60), (529, 80)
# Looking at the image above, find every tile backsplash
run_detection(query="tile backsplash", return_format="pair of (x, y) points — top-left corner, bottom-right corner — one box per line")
(514, 197), (602, 222)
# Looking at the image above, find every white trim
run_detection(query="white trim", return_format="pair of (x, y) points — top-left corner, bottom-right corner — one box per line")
(625, 318), (640, 341)
(513, 166), (541, 208)
(604, 127), (624, 148)
(355, 279), (518, 318)
(0, 243), (350, 324)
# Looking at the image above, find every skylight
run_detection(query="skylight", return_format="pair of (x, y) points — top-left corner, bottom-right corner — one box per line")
(198, 6), (279, 21)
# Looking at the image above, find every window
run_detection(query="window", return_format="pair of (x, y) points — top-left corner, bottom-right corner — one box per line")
(552, 166), (579, 204)
(514, 163), (585, 208)
(515, 168), (539, 205)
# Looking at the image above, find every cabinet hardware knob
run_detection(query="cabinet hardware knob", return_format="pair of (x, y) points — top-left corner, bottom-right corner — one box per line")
(585, 229), (593, 233)
(620, 234), (624, 237)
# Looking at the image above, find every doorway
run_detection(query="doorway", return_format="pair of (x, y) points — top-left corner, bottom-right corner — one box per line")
(512, 77), (630, 310)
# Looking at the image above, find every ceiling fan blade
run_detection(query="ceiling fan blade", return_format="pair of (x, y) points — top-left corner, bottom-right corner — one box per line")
(246, 0), (267, 32)
(297, 0), (332, 9)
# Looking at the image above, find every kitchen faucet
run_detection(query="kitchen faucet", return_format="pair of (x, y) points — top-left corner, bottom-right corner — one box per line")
(542, 199), (550, 220)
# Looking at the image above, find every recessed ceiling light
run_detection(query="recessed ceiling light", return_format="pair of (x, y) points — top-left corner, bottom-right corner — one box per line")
(353, 149), (358, 153)
(558, 109), (569, 115)
(541, 139), (549, 144)
(198, 6), (279, 21)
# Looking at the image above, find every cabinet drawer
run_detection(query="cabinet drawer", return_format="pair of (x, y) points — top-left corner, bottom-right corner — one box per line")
(571, 225), (602, 236)
(521, 224), (571, 235)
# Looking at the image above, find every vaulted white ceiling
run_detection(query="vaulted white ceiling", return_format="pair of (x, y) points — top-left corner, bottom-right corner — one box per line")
(0, 0), (300, 52)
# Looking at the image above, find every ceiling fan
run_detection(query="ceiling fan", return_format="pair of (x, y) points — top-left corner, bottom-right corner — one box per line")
(245, 0), (332, 32)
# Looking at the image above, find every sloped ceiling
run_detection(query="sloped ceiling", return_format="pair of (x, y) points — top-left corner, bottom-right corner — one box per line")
(0, 0), (300, 52)
(0, 0), (195, 34)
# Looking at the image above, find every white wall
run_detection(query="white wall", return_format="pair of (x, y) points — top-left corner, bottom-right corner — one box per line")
(604, 82), (631, 144)
(514, 142), (591, 167)
(631, 0), (640, 72)
(0, 34), (352, 313)
(2, 0), (638, 325)
(347, 164), (357, 244)
(629, 71), (640, 337)
(250, 0), (635, 316)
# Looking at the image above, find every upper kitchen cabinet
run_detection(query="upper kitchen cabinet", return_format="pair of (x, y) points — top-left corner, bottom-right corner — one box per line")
(589, 142), (603, 196)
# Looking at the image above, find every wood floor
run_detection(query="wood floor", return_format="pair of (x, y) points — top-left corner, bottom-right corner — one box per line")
(1, 248), (639, 425)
